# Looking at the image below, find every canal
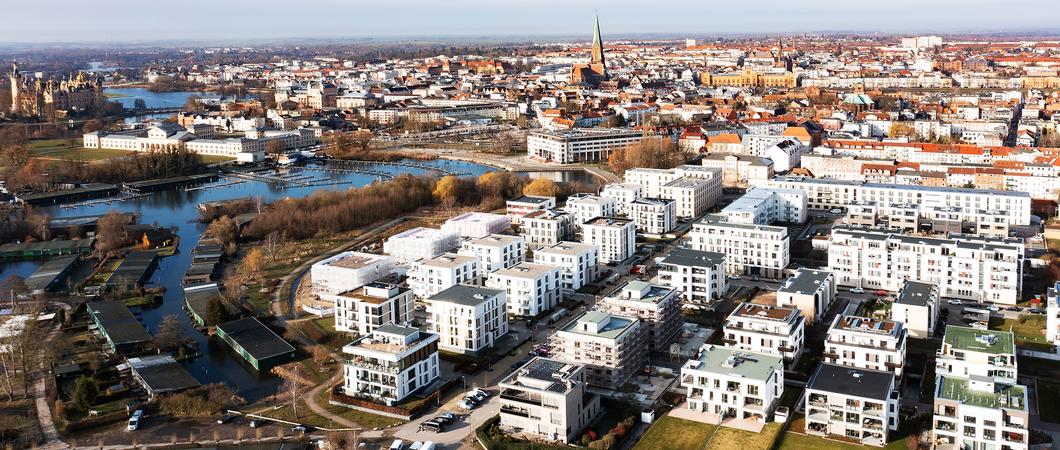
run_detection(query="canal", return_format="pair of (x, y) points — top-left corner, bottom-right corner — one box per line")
(1, 159), (494, 401)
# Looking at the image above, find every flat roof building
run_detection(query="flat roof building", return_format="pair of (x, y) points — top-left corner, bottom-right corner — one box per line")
(311, 251), (394, 295)
(498, 358), (601, 443)
(681, 345), (785, 425)
(776, 269), (836, 324)
(550, 311), (647, 387)
(215, 317), (297, 371)
(426, 285), (508, 354)
(657, 248), (727, 306)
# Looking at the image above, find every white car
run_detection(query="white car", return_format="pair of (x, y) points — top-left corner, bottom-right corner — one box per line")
(986, 305), (1000, 312)
(457, 399), (475, 410)
(829, 208), (844, 214)
(127, 410), (143, 431)
(849, 287), (865, 294)
(971, 321), (988, 330)
(947, 300), (962, 305)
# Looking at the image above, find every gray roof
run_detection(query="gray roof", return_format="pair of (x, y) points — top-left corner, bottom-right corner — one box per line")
(685, 345), (782, 381)
(661, 248), (725, 268)
(895, 280), (937, 306)
(778, 269), (832, 296)
(216, 317), (296, 362)
(427, 284), (504, 307)
(807, 363), (894, 400)
(25, 255), (78, 292)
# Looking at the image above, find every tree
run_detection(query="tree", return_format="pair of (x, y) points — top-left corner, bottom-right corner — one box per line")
(133, 98), (147, 110)
(239, 247), (266, 281)
(264, 140), (286, 156)
(82, 119), (105, 134)
(204, 297), (232, 326)
(261, 231), (286, 262)
(154, 314), (189, 351)
(522, 178), (560, 197)
(207, 215), (239, 257)
(94, 211), (128, 259)
(607, 137), (684, 175)
(433, 176), (465, 211)
(71, 376), (98, 411)
(0, 275), (29, 302)
(274, 365), (307, 419)
(311, 345), (331, 366)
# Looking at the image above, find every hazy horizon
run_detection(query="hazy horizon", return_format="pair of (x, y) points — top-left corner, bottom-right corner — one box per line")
(3, 0), (1059, 46)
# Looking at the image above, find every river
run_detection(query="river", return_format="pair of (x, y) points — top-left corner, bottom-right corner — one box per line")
(104, 88), (218, 124)
(0, 159), (494, 401)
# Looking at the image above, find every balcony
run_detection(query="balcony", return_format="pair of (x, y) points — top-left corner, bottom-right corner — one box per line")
(346, 358), (400, 374)
(935, 421), (956, 432)
(501, 405), (531, 418)
(500, 389), (544, 407)
(884, 361), (903, 370)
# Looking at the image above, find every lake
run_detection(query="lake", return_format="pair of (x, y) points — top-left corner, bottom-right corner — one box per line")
(0, 159), (494, 401)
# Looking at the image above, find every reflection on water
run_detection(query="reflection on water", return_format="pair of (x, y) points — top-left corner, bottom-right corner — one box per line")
(0, 159), (493, 401)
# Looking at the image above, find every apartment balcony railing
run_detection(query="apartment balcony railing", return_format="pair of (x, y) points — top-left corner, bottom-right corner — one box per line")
(346, 358), (400, 374)
(500, 390), (544, 407)
(500, 405), (531, 418)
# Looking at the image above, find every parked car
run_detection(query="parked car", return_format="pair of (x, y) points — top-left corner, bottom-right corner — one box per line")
(217, 413), (236, 424)
(1006, 306), (1022, 312)
(457, 399), (475, 410)
(127, 410), (143, 431)
(292, 425), (308, 434)
(419, 420), (444, 433)
(850, 287), (865, 294)
(471, 388), (491, 398)
(829, 208), (844, 214)
(874, 290), (888, 296)
(249, 419), (266, 428)
(986, 305), (1000, 312)
(439, 412), (457, 422)
(947, 300), (962, 305)
(1029, 308), (1046, 314)
(389, 439), (405, 450)
(971, 321), (988, 330)
(433, 415), (452, 425)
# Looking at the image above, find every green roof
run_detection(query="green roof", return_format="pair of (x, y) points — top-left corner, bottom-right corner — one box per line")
(937, 376), (1025, 410)
(943, 326), (1014, 355)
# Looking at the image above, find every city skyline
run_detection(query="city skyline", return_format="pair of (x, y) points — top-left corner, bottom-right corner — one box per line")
(3, 0), (1059, 44)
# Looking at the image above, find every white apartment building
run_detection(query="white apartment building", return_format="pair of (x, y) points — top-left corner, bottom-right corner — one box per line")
(457, 234), (525, 273)
(486, 262), (562, 317)
(311, 252), (394, 295)
(628, 198), (676, 235)
(581, 217), (636, 264)
(342, 325), (439, 406)
(425, 285), (508, 354)
(507, 196), (557, 224)
(656, 248), (726, 306)
(564, 194), (617, 226)
(1049, 282), (1060, 348)
(824, 315), (908, 378)
(322, 281), (413, 335)
(805, 363), (900, 447)
(527, 128), (649, 164)
(660, 177), (714, 218)
(441, 212), (511, 238)
(688, 215), (790, 278)
(828, 226), (1024, 304)
(891, 280), (939, 339)
(933, 326), (1028, 450)
(549, 311), (647, 387)
(719, 187), (806, 225)
(600, 183), (643, 214)
(597, 281), (682, 351)
(681, 345), (784, 425)
(776, 269), (836, 324)
(723, 303), (805, 367)
(408, 253), (482, 299)
(382, 227), (461, 263)
(700, 154), (774, 187)
(759, 176), (1032, 226)
(498, 358), (602, 444)
(520, 209), (575, 248)
(533, 241), (599, 291)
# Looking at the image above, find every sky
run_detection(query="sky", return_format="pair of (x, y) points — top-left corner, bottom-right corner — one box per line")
(2, 0), (1059, 44)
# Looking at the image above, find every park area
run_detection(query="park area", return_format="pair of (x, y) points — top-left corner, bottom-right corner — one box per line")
(28, 138), (132, 161)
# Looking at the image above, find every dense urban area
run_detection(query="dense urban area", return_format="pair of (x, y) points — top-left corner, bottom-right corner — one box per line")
(2, 12), (1060, 450)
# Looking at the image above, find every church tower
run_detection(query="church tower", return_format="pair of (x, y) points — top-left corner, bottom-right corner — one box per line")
(590, 14), (606, 68)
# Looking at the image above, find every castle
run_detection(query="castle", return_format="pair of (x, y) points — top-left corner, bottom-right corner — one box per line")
(8, 63), (105, 117)
(570, 15), (609, 86)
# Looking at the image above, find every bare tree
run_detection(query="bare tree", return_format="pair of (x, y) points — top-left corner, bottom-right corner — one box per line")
(273, 365), (308, 419)
(261, 231), (286, 262)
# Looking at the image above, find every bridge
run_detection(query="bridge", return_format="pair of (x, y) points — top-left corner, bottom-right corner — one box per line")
(123, 107), (183, 116)
(324, 159), (472, 177)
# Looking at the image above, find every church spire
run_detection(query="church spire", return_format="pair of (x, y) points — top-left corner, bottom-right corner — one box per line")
(590, 14), (605, 66)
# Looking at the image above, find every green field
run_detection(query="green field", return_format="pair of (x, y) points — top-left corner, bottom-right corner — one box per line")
(200, 155), (235, 164)
(28, 138), (132, 161)
(632, 415), (716, 450)
(709, 422), (783, 450)
(990, 314), (1052, 351)
(776, 431), (909, 450)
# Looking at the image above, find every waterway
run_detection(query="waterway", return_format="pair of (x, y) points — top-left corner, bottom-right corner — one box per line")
(0, 159), (493, 402)
(104, 88), (216, 125)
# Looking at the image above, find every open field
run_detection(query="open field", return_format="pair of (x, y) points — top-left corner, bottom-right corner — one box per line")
(632, 415), (716, 450)
(28, 138), (133, 161)
(709, 422), (783, 450)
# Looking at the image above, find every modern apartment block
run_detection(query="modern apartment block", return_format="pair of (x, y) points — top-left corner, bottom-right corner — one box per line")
(656, 248), (726, 306)
(382, 227), (461, 263)
(828, 225), (1024, 304)
(486, 262), (562, 317)
(441, 211), (511, 238)
(532, 241), (599, 291)
(457, 234), (525, 273)
(891, 280), (939, 339)
(824, 315), (907, 378)
(805, 363), (900, 447)
(425, 285), (508, 354)
(628, 197), (676, 234)
(322, 281), (414, 335)
(776, 269), (836, 324)
(527, 128), (648, 164)
(581, 217), (636, 264)
(507, 196), (557, 224)
(719, 186), (807, 225)
(681, 345), (784, 425)
(660, 177), (713, 218)
(723, 303), (805, 367)
(759, 176), (1032, 226)
(407, 253), (481, 299)
(600, 183), (643, 214)
(688, 214), (789, 278)
(519, 209), (575, 247)
(932, 326), (1028, 450)
(342, 325), (439, 406)
(565, 194), (617, 226)
(550, 311), (647, 387)
(311, 251), (394, 294)
(597, 281), (682, 351)
(498, 358), (601, 444)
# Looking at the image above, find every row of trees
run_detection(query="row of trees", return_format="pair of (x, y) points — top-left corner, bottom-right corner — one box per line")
(0, 205), (50, 243)
(6, 147), (207, 190)
(606, 138), (686, 175)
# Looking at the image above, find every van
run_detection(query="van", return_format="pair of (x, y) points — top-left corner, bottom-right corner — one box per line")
(127, 409), (143, 431)
(419, 420), (444, 433)
(389, 439), (405, 450)
(408, 442), (424, 450)
(420, 442), (436, 450)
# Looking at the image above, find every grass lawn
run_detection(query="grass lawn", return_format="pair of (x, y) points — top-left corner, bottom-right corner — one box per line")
(310, 385), (405, 429)
(632, 415), (716, 450)
(776, 431), (909, 450)
(201, 155), (235, 164)
(28, 138), (132, 161)
(311, 316), (336, 335)
(989, 315), (1052, 351)
(709, 422), (783, 450)
(1037, 380), (1060, 423)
